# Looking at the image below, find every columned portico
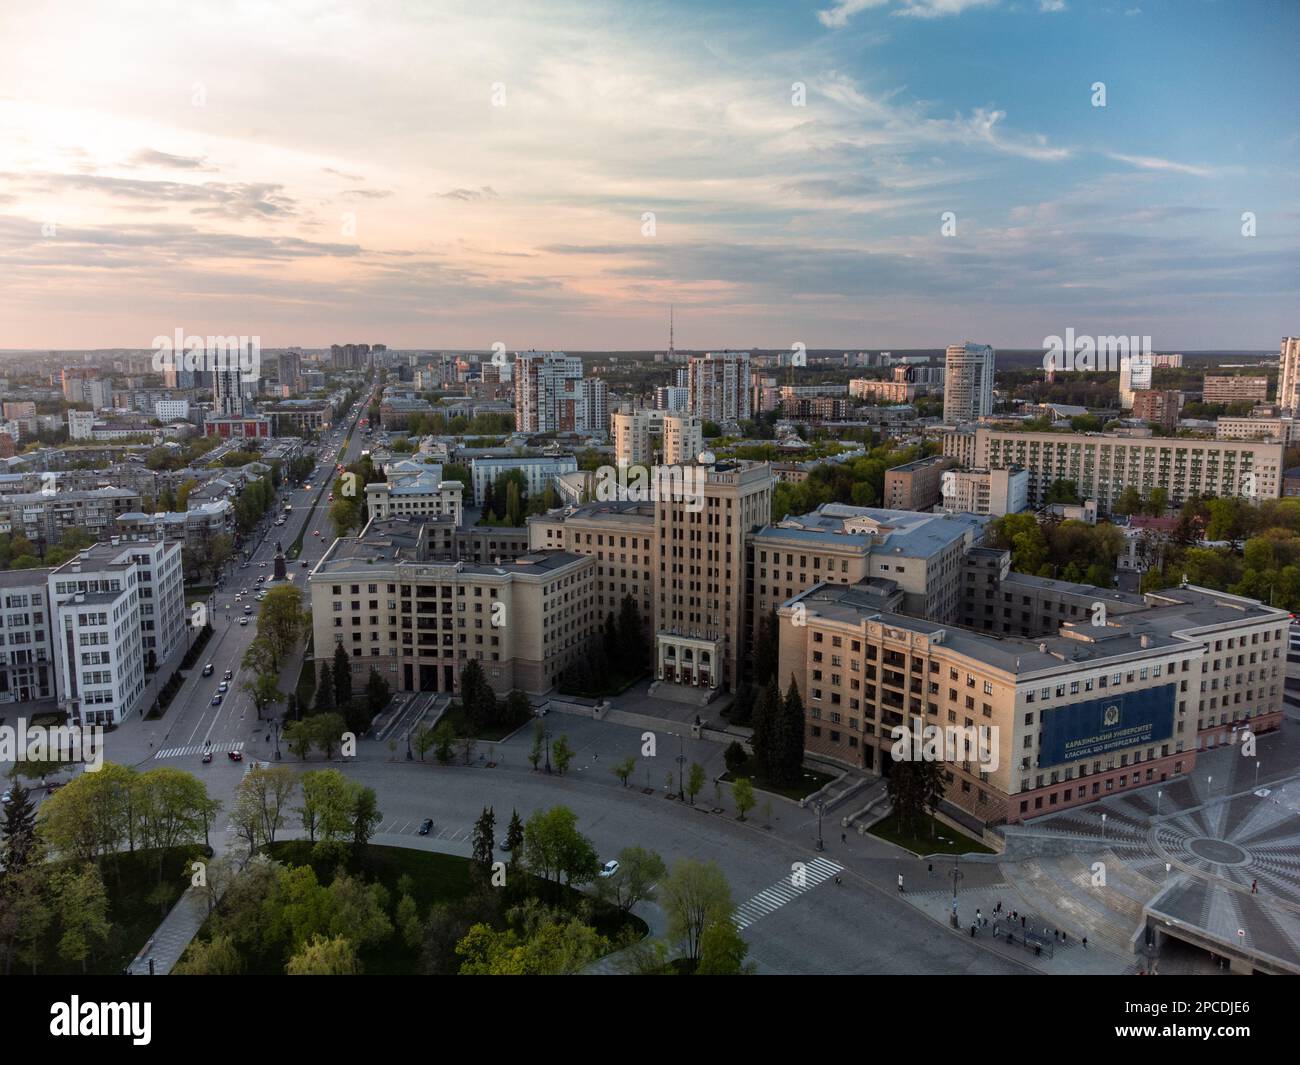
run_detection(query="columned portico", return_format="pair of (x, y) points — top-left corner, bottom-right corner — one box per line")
(655, 633), (723, 689)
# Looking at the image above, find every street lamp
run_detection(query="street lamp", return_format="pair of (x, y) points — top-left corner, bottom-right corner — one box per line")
(815, 799), (825, 852)
(1100, 812), (1107, 839)
(1156, 789), (1162, 818)
(675, 731), (686, 802)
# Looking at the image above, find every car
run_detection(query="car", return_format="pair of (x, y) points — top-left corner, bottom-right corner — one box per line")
(218, 681), (229, 693)
(256, 576), (265, 584)
(201, 751), (212, 764)
(244, 605), (253, 614)
(259, 561), (268, 568)
(599, 860), (620, 879)
(418, 818), (434, 835)
(239, 617), (249, 626)
(313, 529), (320, 536)
(300, 560), (309, 568)
(320, 537), (326, 543)
(228, 751), (243, 762)
(328, 493), (334, 502)
(224, 670), (233, 681)
(202, 663), (214, 676)
(211, 693), (223, 705)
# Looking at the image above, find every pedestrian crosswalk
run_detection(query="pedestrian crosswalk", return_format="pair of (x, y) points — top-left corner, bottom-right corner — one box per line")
(732, 856), (843, 930)
(155, 740), (245, 760)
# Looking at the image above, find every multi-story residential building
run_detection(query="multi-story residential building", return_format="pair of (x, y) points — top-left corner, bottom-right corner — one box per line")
(1131, 389), (1181, 431)
(46, 538), (185, 725)
(753, 504), (987, 633)
(0, 487), (142, 545)
(849, 378), (917, 404)
(779, 576), (1287, 826)
(114, 500), (236, 551)
(943, 427), (1282, 511)
(67, 409), (94, 440)
(611, 410), (703, 468)
(1203, 375), (1269, 406)
(470, 454), (578, 506)
(514, 351), (598, 433)
(1118, 353), (1153, 409)
(212, 365), (251, 417)
(883, 455), (955, 510)
(688, 351), (751, 423)
(1148, 353), (1184, 368)
(276, 350), (303, 395)
(940, 467), (1029, 517)
(654, 385), (690, 412)
(162, 364), (196, 389)
(306, 518), (598, 696)
(0, 570), (55, 706)
(155, 399), (191, 422)
(1214, 415), (1300, 444)
(61, 368), (112, 410)
(1277, 337), (1300, 415)
(943, 342), (995, 423)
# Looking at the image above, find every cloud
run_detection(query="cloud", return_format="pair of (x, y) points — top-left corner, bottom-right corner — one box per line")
(340, 188), (393, 199)
(1105, 152), (1218, 178)
(817, 0), (890, 29)
(435, 186), (499, 202)
(127, 149), (216, 171)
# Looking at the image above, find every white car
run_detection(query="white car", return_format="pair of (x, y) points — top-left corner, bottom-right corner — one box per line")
(239, 617), (249, 626)
(599, 860), (620, 879)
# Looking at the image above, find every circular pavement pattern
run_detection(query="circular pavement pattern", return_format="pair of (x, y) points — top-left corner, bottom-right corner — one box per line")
(1187, 837), (1249, 865)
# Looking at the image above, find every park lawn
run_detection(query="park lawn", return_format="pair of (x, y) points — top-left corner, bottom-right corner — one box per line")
(438, 702), (531, 742)
(869, 813), (995, 856)
(720, 756), (834, 802)
(23, 847), (200, 975)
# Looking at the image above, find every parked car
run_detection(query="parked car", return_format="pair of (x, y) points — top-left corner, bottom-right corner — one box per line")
(418, 818), (434, 836)
(599, 860), (620, 879)
(202, 663), (214, 676)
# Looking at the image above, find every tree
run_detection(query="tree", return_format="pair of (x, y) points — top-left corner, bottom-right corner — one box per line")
(1, 781), (39, 876)
(886, 757), (945, 838)
(286, 933), (362, 975)
(661, 858), (733, 965)
(551, 734), (574, 775)
(1044, 479), (1082, 506)
(284, 720), (314, 761)
(523, 806), (598, 890)
(767, 677), (808, 789)
(234, 765), (297, 849)
(241, 671), (284, 722)
(297, 769), (353, 843)
(617, 593), (645, 672)
(697, 917), (753, 975)
(472, 806), (496, 868)
(723, 740), (748, 774)
(349, 783), (382, 860)
(54, 864), (112, 973)
(732, 777), (755, 821)
(749, 676), (780, 778)
(256, 585), (309, 670)
(611, 756), (635, 788)
(686, 762), (706, 806)
(1113, 485), (1143, 517)
(433, 721), (456, 765)
(174, 934), (244, 975)
(753, 609), (778, 686)
(596, 845), (666, 913)
(132, 766), (217, 884)
(333, 643), (353, 709)
(412, 725), (436, 762)
(365, 667), (391, 716)
(504, 809), (525, 866)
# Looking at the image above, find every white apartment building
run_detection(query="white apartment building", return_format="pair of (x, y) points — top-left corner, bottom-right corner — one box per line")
(1119, 353), (1153, 409)
(688, 351), (751, 423)
(1276, 337), (1300, 416)
(940, 466), (1029, 517)
(155, 398), (191, 422)
(47, 538), (186, 724)
(470, 455), (578, 507)
(943, 342), (995, 423)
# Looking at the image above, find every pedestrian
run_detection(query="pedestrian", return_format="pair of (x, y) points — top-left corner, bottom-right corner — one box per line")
(841, 832), (846, 844)
(928, 862), (934, 877)
(1082, 936), (1088, 949)
(1053, 929), (1059, 941)
(970, 923), (977, 938)
(1062, 931), (1068, 946)
(993, 922), (999, 937)
(1021, 915), (1026, 928)
(1251, 879), (1258, 894)
(898, 873), (904, 893)
(976, 908), (982, 925)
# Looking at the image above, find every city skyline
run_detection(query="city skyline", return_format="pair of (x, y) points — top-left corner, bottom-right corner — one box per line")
(2, 0), (1297, 351)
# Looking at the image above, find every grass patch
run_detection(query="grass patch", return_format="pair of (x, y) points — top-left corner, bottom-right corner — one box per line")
(438, 702), (530, 742)
(558, 670), (646, 700)
(720, 756), (834, 802)
(868, 812), (995, 856)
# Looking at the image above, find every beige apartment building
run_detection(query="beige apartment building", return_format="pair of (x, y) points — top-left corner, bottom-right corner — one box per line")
(943, 427), (1282, 511)
(848, 378), (916, 404)
(1215, 415), (1300, 445)
(1202, 375), (1268, 406)
(883, 455), (954, 510)
(611, 409), (704, 468)
(779, 579), (1286, 826)
(307, 518), (599, 696)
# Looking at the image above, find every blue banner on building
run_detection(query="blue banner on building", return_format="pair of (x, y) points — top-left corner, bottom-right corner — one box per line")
(1038, 683), (1176, 768)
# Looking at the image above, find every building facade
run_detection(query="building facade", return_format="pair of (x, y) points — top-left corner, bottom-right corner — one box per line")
(943, 342), (995, 424)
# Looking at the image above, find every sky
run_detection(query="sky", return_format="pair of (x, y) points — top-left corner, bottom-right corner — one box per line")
(1, 0), (1297, 352)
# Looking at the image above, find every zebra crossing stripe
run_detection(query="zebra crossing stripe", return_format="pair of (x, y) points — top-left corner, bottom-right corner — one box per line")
(732, 857), (843, 930)
(154, 740), (245, 760)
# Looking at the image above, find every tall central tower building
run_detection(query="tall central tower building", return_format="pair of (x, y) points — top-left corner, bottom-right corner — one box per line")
(942, 341), (995, 423)
(687, 351), (751, 423)
(1277, 336), (1300, 415)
